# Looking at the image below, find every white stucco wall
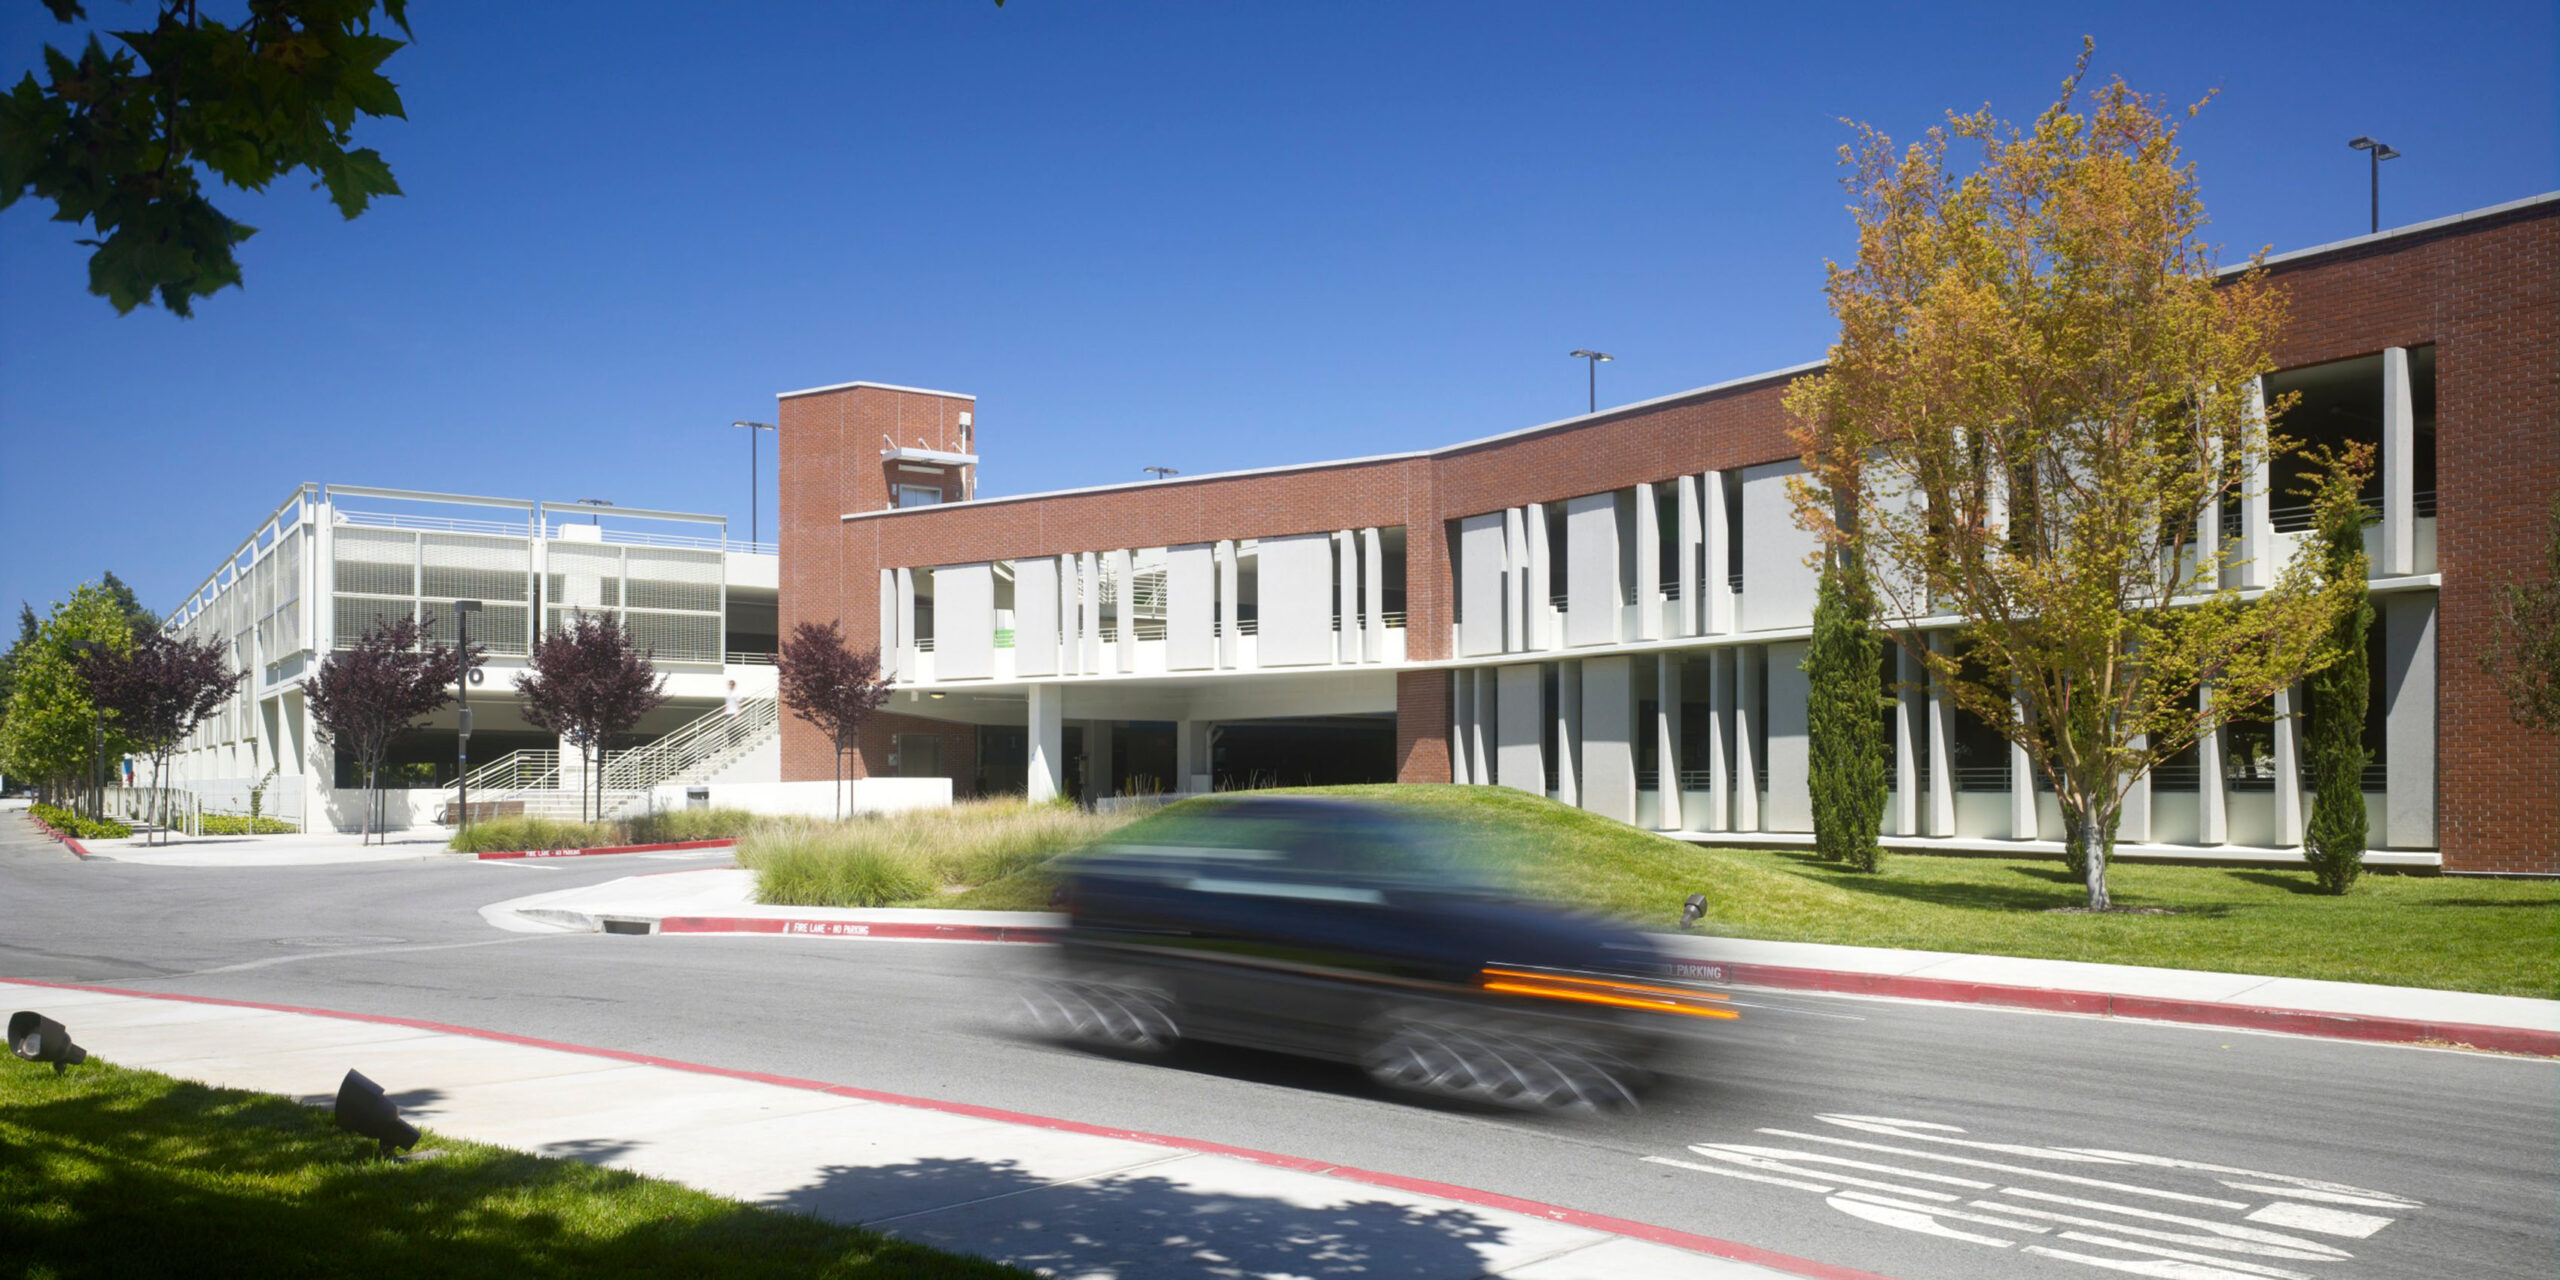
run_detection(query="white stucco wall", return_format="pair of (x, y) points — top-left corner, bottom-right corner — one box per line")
(1258, 533), (1336, 667)
(1742, 460), (1821, 632)
(1168, 543), (1214, 670)
(936, 562), (994, 680)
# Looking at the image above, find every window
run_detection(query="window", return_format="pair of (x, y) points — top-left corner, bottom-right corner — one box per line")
(893, 733), (944, 778)
(897, 485), (944, 508)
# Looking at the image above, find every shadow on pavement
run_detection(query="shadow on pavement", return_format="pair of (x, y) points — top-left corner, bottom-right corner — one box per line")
(781, 1154), (1514, 1279)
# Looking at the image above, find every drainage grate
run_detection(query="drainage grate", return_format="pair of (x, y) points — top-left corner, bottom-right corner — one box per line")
(599, 918), (653, 936)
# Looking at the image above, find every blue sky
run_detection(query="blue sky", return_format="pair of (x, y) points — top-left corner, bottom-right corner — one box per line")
(2, 0), (2552, 621)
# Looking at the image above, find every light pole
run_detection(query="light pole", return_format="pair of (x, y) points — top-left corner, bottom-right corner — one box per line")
(1142, 466), (1179, 480)
(2348, 136), (2399, 235)
(67, 639), (106, 820)
(733, 421), (776, 547)
(452, 600), (481, 831)
(572, 498), (613, 529)
(1569, 349), (1614, 414)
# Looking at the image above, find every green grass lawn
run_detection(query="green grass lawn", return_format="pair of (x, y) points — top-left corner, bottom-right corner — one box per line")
(796, 784), (2547, 999)
(0, 1055), (1025, 1279)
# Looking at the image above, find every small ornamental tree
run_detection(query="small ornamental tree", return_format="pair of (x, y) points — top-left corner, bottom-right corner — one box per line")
(1782, 46), (2363, 908)
(85, 630), (245, 844)
(2301, 444), (2376, 893)
(2482, 491), (2560, 737)
(516, 612), (667, 821)
(1807, 551), (1889, 870)
(306, 614), (478, 843)
(0, 583), (138, 806)
(776, 619), (892, 820)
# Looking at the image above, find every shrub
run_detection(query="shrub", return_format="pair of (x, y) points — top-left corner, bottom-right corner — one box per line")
(200, 814), (299, 836)
(449, 815), (620, 854)
(622, 807), (763, 845)
(1807, 558), (1888, 871)
(29, 802), (131, 840)
(738, 799), (1132, 908)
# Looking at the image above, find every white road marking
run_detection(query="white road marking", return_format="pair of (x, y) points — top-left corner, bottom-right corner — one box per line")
(2242, 1202), (2395, 1239)
(1756, 1126), (2254, 1208)
(1652, 1113), (2423, 1279)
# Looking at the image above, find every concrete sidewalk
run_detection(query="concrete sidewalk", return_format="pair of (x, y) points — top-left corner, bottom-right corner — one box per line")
(483, 867), (2560, 1056)
(0, 978), (1845, 1280)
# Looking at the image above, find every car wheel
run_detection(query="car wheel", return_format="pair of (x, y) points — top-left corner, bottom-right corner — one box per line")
(1362, 1011), (1639, 1112)
(1021, 977), (1181, 1053)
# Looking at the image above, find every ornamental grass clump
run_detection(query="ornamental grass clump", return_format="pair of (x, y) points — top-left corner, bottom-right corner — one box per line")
(738, 799), (1135, 908)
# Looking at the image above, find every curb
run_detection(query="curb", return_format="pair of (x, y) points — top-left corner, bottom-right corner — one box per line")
(0, 975), (1890, 1280)
(24, 813), (94, 860)
(629, 910), (2558, 1057)
(473, 838), (737, 862)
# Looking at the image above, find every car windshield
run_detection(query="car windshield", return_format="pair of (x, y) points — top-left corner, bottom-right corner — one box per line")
(1082, 800), (1510, 893)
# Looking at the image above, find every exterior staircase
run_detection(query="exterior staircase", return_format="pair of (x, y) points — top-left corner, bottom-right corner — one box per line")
(447, 697), (778, 824)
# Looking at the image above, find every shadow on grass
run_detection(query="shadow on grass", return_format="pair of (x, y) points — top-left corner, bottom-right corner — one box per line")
(2225, 871), (2329, 896)
(0, 1064), (1024, 1279)
(1762, 850), (2088, 912)
(781, 1155), (1515, 1279)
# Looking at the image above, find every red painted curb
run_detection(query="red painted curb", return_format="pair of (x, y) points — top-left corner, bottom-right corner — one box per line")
(657, 915), (1060, 944)
(23, 813), (94, 860)
(0, 975), (1889, 1280)
(474, 838), (736, 861)
(1709, 960), (2560, 1057)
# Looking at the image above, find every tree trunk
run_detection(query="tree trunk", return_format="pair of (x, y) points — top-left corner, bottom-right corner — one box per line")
(2062, 791), (2121, 910)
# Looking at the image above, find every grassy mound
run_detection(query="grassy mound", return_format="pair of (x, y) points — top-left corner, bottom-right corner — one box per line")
(0, 1055), (1024, 1278)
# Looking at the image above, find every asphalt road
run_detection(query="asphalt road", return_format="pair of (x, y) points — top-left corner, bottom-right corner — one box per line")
(4, 828), (2552, 1280)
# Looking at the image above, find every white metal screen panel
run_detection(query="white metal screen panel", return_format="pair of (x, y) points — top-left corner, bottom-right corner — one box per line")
(936, 562), (995, 680)
(1564, 493), (1620, 647)
(1458, 513), (1508, 657)
(1256, 533), (1336, 667)
(1742, 460), (1820, 632)
(1166, 544), (1213, 670)
(1013, 557), (1058, 676)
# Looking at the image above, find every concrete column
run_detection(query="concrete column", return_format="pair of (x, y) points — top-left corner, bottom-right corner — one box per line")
(1448, 671), (1472, 786)
(1079, 553), (1102, 674)
(2199, 682), (2228, 846)
(1468, 668), (1495, 788)
(1581, 655), (1637, 823)
(2121, 732), (2153, 845)
(2193, 432), (2221, 594)
(1524, 505), (1551, 650)
(1111, 548), (1136, 672)
(878, 569), (900, 679)
(1215, 540), (1239, 669)
(2384, 592), (2437, 848)
(2010, 695), (2037, 840)
(1027, 685), (1064, 803)
(1502, 508), (1528, 653)
(1086, 720), (1115, 803)
(1763, 641), (1811, 832)
(1058, 554), (1082, 675)
(1362, 527), (1385, 661)
(1176, 718), (1212, 795)
(1336, 529), (1360, 664)
(1895, 642), (1922, 836)
(1703, 649), (1731, 831)
(1675, 476), (1702, 637)
(1656, 653), (1685, 831)
(2381, 347), (2416, 577)
(1925, 632), (1957, 837)
(1497, 663), (1545, 794)
(1733, 646), (1761, 832)
(895, 567), (918, 679)
(1557, 659), (1583, 807)
(1702, 471), (1735, 635)
(2272, 684), (2302, 848)
(1634, 483), (1662, 641)
(2240, 379), (2274, 589)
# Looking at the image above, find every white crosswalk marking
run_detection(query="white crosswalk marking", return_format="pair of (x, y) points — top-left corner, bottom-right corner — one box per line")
(1648, 1114), (2419, 1278)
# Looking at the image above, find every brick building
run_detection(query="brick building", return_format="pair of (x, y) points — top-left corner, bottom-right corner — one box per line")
(776, 194), (2558, 875)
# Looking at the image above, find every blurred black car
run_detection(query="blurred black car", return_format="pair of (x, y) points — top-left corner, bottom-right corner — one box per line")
(1028, 796), (1733, 1110)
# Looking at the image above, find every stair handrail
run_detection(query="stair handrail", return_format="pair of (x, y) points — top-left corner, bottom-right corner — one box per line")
(599, 696), (778, 792)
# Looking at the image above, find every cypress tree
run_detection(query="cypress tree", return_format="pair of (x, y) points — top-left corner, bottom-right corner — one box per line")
(2303, 449), (2375, 893)
(1808, 552), (1889, 870)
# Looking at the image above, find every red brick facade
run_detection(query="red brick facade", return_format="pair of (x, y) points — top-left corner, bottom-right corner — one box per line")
(775, 202), (2557, 871)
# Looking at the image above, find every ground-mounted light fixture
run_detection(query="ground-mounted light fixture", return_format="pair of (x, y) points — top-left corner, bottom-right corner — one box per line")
(9, 1011), (87, 1073)
(1679, 893), (1708, 930)
(333, 1068), (420, 1157)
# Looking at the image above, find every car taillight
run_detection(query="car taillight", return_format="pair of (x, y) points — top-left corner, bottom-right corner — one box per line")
(1479, 965), (1738, 1020)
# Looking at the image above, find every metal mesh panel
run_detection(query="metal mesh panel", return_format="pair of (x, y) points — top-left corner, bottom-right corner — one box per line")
(472, 602), (531, 655)
(545, 544), (622, 612)
(421, 533), (531, 602)
(335, 597), (414, 647)
(623, 610), (722, 664)
(623, 548), (721, 613)
(333, 527), (416, 596)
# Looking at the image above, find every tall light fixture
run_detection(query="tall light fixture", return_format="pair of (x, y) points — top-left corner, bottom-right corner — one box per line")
(572, 498), (613, 526)
(2347, 136), (2399, 235)
(733, 420), (777, 547)
(1569, 349), (1614, 414)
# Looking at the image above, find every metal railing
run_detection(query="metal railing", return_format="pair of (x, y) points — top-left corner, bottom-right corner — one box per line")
(725, 650), (778, 665)
(331, 508), (775, 556)
(455, 748), (562, 793)
(599, 696), (778, 793)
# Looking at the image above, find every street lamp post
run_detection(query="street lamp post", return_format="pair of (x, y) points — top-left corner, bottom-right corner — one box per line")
(452, 600), (482, 832)
(1569, 349), (1614, 414)
(2348, 136), (2400, 235)
(733, 421), (777, 547)
(573, 498), (613, 526)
